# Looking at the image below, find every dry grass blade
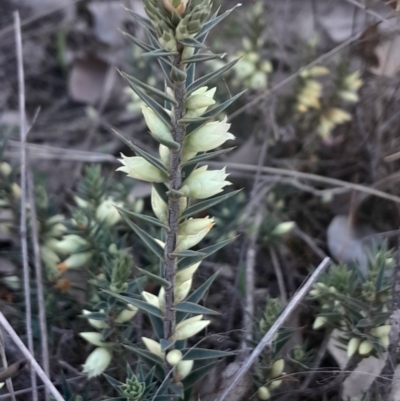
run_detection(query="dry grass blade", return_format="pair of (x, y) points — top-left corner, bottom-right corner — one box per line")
(208, 161), (400, 204)
(14, 11), (38, 401)
(28, 171), (50, 401)
(0, 314), (65, 401)
(0, 330), (16, 401)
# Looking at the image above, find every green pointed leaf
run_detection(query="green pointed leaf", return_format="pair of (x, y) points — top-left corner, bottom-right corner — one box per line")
(116, 206), (168, 229)
(148, 314), (164, 339)
(121, 71), (178, 107)
(197, 4), (242, 37)
(181, 148), (235, 167)
(170, 250), (205, 258)
(144, 366), (155, 387)
(178, 238), (237, 270)
(118, 211), (164, 261)
(147, 31), (173, 86)
(160, 338), (175, 352)
(112, 129), (168, 174)
(375, 262), (386, 292)
(182, 190), (242, 219)
(181, 348), (234, 361)
(104, 374), (125, 396)
(137, 267), (170, 287)
(202, 89), (247, 118)
(178, 37), (208, 49)
(187, 58), (240, 95)
(173, 302), (219, 315)
(122, 32), (156, 53)
(182, 53), (226, 64)
(126, 10), (156, 33)
(182, 361), (220, 389)
(120, 73), (171, 127)
(185, 272), (219, 305)
(153, 183), (169, 204)
(102, 290), (162, 318)
(143, 49), (179, 58)
(124, 344), (164, 366)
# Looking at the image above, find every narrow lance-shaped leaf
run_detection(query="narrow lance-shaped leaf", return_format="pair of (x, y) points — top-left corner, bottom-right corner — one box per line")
(178, 37), (209, 49)
(181, 348), (235, 361)
(182, 190), (242, 219)
(182, 360), (220, 389)
(136, 267), (171, 288)
(173, 301), (220, 315)
(126, 9), (156, 33)
(187, 58), (240, 95)
(118, 211), (164, 261)
(185, 271), (219, 305)
(121, 71), (178, 106)
(104, 374), (125, 396)
(170, 250), (205, 258)
(112, 129), (168, 175)
(178, 238), (237, 270)
(115, 206), (168, 229)
(147, 31), (172, 86)
(182, 53), (227, 64)
(142, 49), (179, 58)
(102, 289), (162, 318)
(122, 31), (157, 53)
(181, 148), (235, 167)
(153, 183), (169, 204)
(120, 72), (172, 127)
(197, 3), (242, 37)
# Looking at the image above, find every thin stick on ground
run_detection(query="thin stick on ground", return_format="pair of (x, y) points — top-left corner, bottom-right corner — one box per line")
(0, 314), (65, 401)
(27, 171), (50, 401)
(14, 11), (38, 401)
(0, 330), (16, 401)
(270, 247), (287, 306)
(217, 257), (331, 401)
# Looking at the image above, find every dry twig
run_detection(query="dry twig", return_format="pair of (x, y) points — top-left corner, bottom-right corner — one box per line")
(14, 11), (37, 401)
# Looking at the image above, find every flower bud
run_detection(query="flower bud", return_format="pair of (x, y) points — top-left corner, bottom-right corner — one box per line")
(378, 334), (389, 349)
(142, 291), (160, 309)
(40, 245), (60, 268)
(268, 380), (282, 391)
(174, 279), (192, 303)
(55, 235), (89, 254)
(171, 315), (210, 341)
(96, 197), (122, 226)
(57, 251), (92, 273)
(186, 93), (216, 111)
(82, 310), (109, 329)
(117, 155), (167, 183)
(142, 337), (164, 359)
(272, 221), (295, 236)
(176, 226), (213, 252)
(166, 349), (183, 366)
(151, 186), (168, 224)
(80, 332), (113, 347)
(358, 340), (373, 356)
(163, 0), (188, 15)
(82, 347), (112, 378)
(257, 386), (271, 400)
(184, 87), (217, 118)
(0, 162), (11, 177)
(159, 144), (171, 168)
(182, 46), (195, 61)
(184, 118), (234, 154)
(270, 359), (284, 379)
(175, 360), (194, 381)
(176, 262), (201, 286)
(312, 316), (327, 330)
(181, 166), (231, 199)
(347, 337), (361, 358)
(115, 305), (139, 323)
(142, 106), (178, 149)
(11, 183), (21, 199)
(370, 325), (391, 338)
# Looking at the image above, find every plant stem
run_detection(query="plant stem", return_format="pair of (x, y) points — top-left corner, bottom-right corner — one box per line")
(164, 51), (186, 340)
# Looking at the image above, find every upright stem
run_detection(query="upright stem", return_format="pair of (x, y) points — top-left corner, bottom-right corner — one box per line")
(164, 51), (186, 340)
